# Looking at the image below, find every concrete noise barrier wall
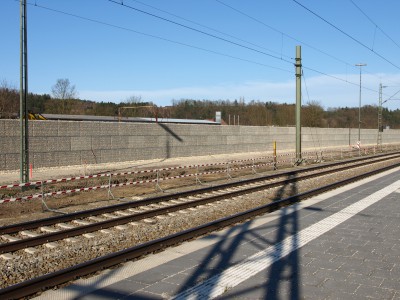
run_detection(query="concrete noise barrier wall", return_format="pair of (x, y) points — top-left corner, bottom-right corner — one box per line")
(0, 119), (399, 171)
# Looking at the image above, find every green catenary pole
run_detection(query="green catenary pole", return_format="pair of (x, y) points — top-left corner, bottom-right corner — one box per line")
(20, 0), (29, 183)
(295, 45), (302, 161)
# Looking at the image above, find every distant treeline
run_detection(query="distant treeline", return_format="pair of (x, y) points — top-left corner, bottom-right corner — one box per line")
(1, 86), (399, 129)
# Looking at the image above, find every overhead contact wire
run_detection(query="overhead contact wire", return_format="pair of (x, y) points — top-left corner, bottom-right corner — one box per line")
(130, 0), (291, 59)
(292, 0), (400, 71)
(349, 0), (400, 51)
(216, 0), (399, 88)
(107, 0), (293, 64)
(215, 0), (351, 67)
(22, 1), (291, 73)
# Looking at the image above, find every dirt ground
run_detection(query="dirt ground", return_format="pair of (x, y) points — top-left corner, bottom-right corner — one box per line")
(0, 151), (276, 185)
(0, 151), (282, 226)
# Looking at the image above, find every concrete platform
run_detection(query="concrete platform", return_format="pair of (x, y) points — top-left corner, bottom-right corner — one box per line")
(35, 167), (400, 300)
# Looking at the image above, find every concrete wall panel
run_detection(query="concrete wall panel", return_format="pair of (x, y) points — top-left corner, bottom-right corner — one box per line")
(71, 137), (91, 151)
(57, 151), (82, 166)
(5, 154), (19, 170)
(58, 121), (80, 137)
(91, 136), (112, 150)
(1, 119), (400, 171)
(79, 122), (100, 136)
(0, 120), (4, 137)
(0, 154), (5, 170)
(111, 136), (129, 149)
(0, 137), (19, 153)
(2, 120), (19, 137)
(80, 150), (100, 165)
(32, 152), (58, 169)
(31, 121), (58, 137)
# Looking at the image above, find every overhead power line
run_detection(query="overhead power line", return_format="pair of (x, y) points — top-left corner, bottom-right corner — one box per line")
(111, 0), (378, 91)
(130, 0), (291, 60)
(349, 0), (400, 51)
(386, 89), (400, 101)
(215, 0), (384, 93)
(303, 66), (378, 94)
(292, 0), (400, 71)
(19, 0), (379, 96)
(22, 1), (292, 74)
(217, 0), (399, 88)
(107, 0), (293, 64)
(215, 0), (351, 67)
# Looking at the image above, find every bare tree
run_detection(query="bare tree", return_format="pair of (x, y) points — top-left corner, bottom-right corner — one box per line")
(0, 79), (19, 118)
(125, 95), (142, 105)
(121, 95), (157, 118)
(303, 100), (324, 127)
(51, 78), (77, 100)
(51, 78), (77, 114)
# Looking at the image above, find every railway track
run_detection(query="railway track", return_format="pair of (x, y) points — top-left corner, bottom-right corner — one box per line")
(1, 152), (400, 299)
(1, 152), (399, 255)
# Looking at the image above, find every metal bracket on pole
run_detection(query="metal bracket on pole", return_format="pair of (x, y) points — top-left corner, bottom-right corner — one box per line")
(108, 173), (114, 200)
(155, 170), (164, 192)
(293, 156), (303, 166)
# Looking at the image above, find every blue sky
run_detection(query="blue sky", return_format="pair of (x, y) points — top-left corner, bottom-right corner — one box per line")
(1, 0), (400, 109)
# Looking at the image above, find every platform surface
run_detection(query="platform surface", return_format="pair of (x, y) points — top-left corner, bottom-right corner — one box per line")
(36, 167), (400, 300)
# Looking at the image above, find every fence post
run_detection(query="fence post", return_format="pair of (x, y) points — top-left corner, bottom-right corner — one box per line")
(252, 158), (257, 174)
(227, 162), (232, 180)
(40, 181), (65, 214)
(108, 173), (114, 200)
(40, 181), (46, 211)
(155, 169), (164, 192)
(195, 165), (203, 185)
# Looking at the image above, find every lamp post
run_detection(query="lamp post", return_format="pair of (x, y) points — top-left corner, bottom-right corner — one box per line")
(377, 83), (387, 150)
(355, 63), (366, 145)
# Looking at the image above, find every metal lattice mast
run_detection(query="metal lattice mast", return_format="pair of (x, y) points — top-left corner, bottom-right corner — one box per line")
(20, 0), (29, 183)
(377, 83), (383, 151)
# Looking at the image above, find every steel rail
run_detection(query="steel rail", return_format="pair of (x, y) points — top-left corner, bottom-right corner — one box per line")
(1, 161), (399, 299)
(0, 154), (399, 254)
(0, 151), (397, 236)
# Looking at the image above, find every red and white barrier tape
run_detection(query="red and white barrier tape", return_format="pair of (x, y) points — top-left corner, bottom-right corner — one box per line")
(0, 154), (283, 190)
(1, 159), (296, 204)
(1, 145), (391, 203)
